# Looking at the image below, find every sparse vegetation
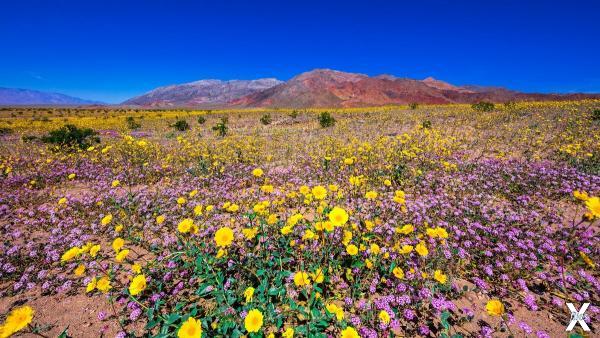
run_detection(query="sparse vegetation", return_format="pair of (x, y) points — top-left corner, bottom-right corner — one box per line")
(171, 119), (190, 131)
(212, 117), (228, 136)
(472, 101), (495, 112)
(318, 111), (335, 128)
(260, 113), (272, 125)
(40, 124), (99, 149)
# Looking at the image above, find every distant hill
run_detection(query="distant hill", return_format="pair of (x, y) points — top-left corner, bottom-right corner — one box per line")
(0, 87), (102, 105)
(122, 78), (283, 107)
(123, 69), (599, 108)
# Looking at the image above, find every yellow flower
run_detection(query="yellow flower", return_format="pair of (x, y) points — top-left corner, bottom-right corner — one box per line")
(74, 264), (86, 276)
(101, 214), (113, 226)
(396, 224), (413, 235)
(89, 244), (101, 258)
(293, 271), (311, 287)
(340, 326), (360, 338)
(244, 309), (263, 333)
(573, 190), (589, 201)
(178, 317), (203, 338)
(343, 157), (354, 165)
(282, 327), (294, 338)
(86, 277), (97, 293)
(214, 227), (234, 247)
(392, 267), (404, 279)
(328, 184), (338, 192)
(303, 229), (316, 240)
(280, 225), (293, 235)
(328, 207), (349, 226)
(311, 268), (325, 283)
(365, 190), (378, 200)
(312, 186), (327, 200)
(326, 303), (344, 321)
(267, 214), (278, 225)
(244, 287), (255, 302)
(156, 214), (166, 224)
(194, 205), (204, 216)
(398, 244), (413, 254)
(60, 247), (81, 262)
(346, 244), (358, 256)
(434, 269), (447, 284)
(379, 310), (391, 324)
(96, 277), (111, 293)
(58, 197), (68, 205)
(115, 224), (123, 233)
(189, 189), (198, 197)
(1, 306), (34, 336)
(177, 197), (187, 205)
(111, 180), (120, 187)
(384, 179), (392, 186)
(132, 263), (142, 274)
(116, 249), (130, 262)
(178, 218), (194, 234)
(415, 241), (429, 257)
(585, 196), (600, 217)
(258, 184), (273, 194)
(435, 227), (449, 238)
(68, 173), (76, 179)
(485, 299), (504, 316)
(252, 168), (264, 177)
(579, 251), (595, 268)
(129, 274), (147, 296)
(299, 185), (310, 195)
(370, 243), (380, 255)
(112, 237), (125, 252)
(242, 227), (259, 240)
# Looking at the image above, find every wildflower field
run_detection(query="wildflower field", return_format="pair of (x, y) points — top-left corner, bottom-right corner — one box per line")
(0, 100), (599, 337)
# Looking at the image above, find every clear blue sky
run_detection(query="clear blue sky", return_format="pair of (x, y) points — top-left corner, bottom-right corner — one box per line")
(1, 0), (599, 103)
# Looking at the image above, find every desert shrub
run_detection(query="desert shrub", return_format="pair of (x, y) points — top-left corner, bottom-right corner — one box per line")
(40, 124), (99, 149)
(212, 117), (228, 137)
(472, 101), (495, 112)
(0, 127), (12, 136)
(171, 119), (190, 131)
(592, 109), (600, 121)
(318, 112), (336, 128)
(504, 101), (517, 110)
(22, 135), (38, 143)
(422, 120), (432, 129)
(289, 110), (299, 119)
(409, 102), (418, 110)
(197, 116), (206, 124)
(260, 114), (272, 125)
(126, 116), (141, 130)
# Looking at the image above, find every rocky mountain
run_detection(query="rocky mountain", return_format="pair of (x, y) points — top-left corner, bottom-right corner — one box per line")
(122, 69), (600, 108)
(122, 78), (283, 107)
(0, 87), (101, 105)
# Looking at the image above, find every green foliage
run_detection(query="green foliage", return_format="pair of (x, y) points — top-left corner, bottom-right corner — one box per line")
(409, 102), (418, 110)
(260, 114), (272, 125)
(40, 124), (99, 149)
(172, 119), (190, 131)
(592, 109), (600, 121)
(212, 117), (228, 137)
(289, 110), (299, 119)
(0, 127), (12, 136)
(422, 120), (432, 129)
(126, 116), (141, 130)
(472, 101), (495, 112)
(318, 112), (335, 128)
(197, 116), (206, 124)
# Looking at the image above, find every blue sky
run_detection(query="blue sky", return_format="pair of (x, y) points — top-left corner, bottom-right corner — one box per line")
(1, 0), (599, 103)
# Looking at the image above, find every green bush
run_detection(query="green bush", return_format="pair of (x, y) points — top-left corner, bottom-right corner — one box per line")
(260, 114), (272, 125)
(422, 120), (432, 129)
(472, 101), (495, 112)
(289, 110), (299, 119)
(318, 112), (336, 128)
(126, 116), (141, 130)
(409, 102), (418, 110)
(197, 116), (206, 124)
(40, 124), (99, 149)
(171, 119), (190, 131)
(212, 117), (228, 137)
(592, 109), (600, 121)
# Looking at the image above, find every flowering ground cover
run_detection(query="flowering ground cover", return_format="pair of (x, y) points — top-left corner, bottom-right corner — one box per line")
(0, 101), (599, 337)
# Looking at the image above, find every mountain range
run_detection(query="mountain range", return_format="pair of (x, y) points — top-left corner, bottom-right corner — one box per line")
(0, 87), (101, 105)
(2, 69), (598, 107)
(124, 69), (600, 108)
